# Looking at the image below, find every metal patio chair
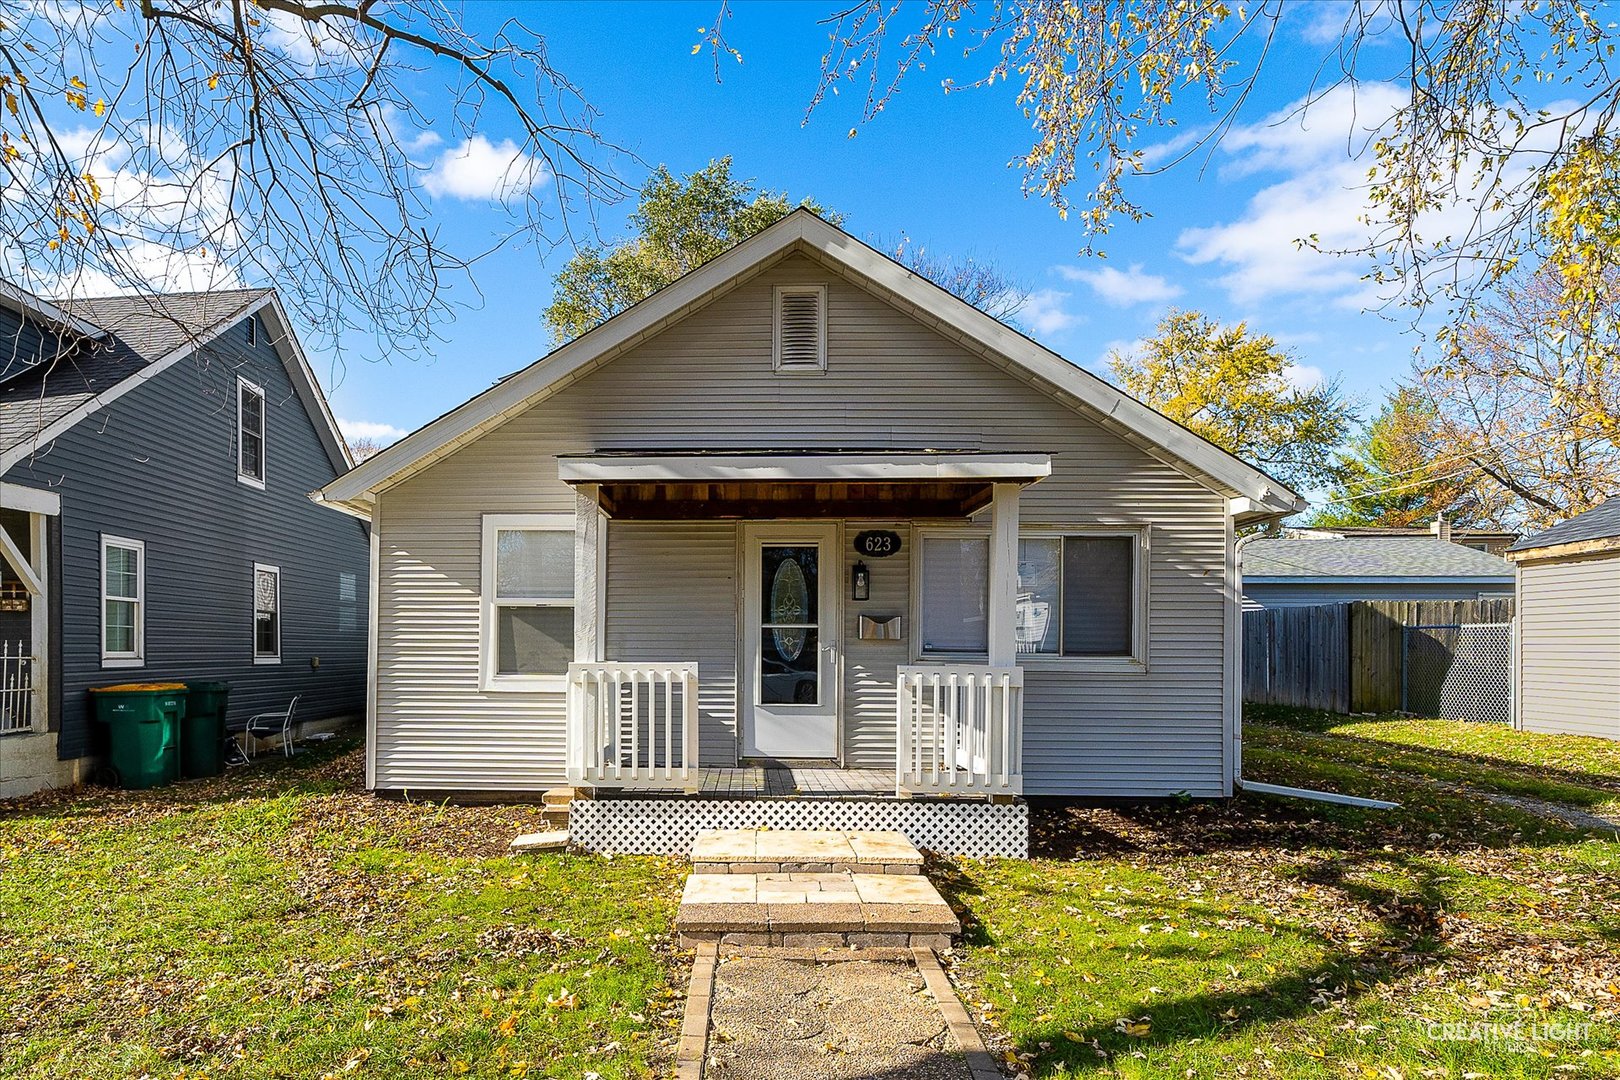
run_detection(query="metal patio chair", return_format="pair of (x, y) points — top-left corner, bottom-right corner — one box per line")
(239, 694), (301, 759)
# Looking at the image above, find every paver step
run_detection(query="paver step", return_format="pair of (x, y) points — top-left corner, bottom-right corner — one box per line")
(674, 869), (959, 951)
(690, 827), (923, 874)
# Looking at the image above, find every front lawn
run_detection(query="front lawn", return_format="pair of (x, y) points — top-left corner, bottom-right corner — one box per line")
(0, 741), (686, 1079)
(946, 710), (1620, 1078)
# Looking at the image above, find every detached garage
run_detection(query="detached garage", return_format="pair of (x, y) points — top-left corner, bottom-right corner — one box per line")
(1508, 501), (1620, 739)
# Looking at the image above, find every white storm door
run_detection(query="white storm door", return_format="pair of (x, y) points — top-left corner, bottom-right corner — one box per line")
(741, 524), (839, 759)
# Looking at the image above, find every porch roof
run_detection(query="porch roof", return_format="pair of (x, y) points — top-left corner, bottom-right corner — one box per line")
(560, 451), (1049, 519)
(556, 450), (1052, 484)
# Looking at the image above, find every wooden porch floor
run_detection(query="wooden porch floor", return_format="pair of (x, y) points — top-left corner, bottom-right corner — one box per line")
(591, 763), (896, 797)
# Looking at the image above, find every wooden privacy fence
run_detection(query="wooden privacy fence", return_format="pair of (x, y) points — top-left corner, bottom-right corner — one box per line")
(1243, 599), (1515, 714)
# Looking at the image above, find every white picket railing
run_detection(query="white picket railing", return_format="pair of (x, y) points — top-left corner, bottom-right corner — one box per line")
(566, 662), (701, 789)
(0, 640), (34, 735)
(896, 664), (1024, 795)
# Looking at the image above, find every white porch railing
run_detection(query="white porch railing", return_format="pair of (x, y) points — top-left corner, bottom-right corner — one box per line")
(0, 640), (34, 735)
(566, 662), (701, 789)
(896, 664), (1024, 795)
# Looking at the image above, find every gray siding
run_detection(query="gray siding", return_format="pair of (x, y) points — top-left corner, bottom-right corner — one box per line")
(1243, 581), (1513, 610)
(1517, 553), (1620, 739)
(3, 316), (368, 760)
(842, 523), (910, 769)
(372, 251), (1236, 796)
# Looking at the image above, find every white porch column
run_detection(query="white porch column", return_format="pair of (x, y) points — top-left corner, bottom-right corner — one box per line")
(574, 484), (603, 662)
(987, 482), (1020, 667)
(28, 513), (47, 731)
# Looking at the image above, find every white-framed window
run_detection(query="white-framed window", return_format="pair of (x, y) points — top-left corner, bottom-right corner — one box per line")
(772, 284), (827, 374)
(237, 376), (266, 489)
(101, 535), (145, 668)
(481, 513), (574, 690)
(253, 563), (281, 663)
(914, 525), (1149, 670)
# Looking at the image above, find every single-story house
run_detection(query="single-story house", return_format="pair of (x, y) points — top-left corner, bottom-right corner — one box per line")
(0, 284), (369, 797)
(1242, 535), (1514, 610)
(1506, 499), (1620, 740)
(312, 210), (1302, 855)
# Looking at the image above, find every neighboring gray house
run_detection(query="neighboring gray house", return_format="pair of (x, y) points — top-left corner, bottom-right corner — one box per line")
(1507, 500), (1620, 740)
(314, 209), (1303, 856)
(0, 284), (369, 797)
(1242, 536), (1514, 609)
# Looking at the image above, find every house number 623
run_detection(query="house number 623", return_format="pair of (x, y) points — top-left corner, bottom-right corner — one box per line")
(854, 530), (902, 558)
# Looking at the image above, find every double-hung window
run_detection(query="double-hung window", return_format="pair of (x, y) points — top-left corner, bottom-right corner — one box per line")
(237, 377), (266, 488)
(254, 563), (281, 663)
(482, 514), (574, 689)
(917, 528), (1146, 668)
(101, 535), (144, 667)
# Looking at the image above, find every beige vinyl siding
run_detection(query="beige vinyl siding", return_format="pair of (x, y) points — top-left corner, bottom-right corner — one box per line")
(605, 521), (739, 765)
(371, 251), (1235, 795)
(1517, 553), (1620, 740)
(842, 523), (911, 768)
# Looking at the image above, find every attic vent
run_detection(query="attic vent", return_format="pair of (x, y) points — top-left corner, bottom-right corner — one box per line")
(773, 285), (827, 373)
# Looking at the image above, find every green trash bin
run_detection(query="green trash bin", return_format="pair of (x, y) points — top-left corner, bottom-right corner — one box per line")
(89, 683), (187, 790)
(182, 681), (231, 779)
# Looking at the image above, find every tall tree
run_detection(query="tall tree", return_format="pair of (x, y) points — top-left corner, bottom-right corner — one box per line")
(544, 158), (1030, 342)
(726, 1), (1620, 339)
(1, 2), (626, 357)
(1309, 389), (1483, 527)
(1108, 310), (1358, 492)
(1410, 267), (1620, 529)
(543, 158), (835, 343)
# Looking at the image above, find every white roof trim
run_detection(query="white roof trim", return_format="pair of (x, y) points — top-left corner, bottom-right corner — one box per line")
(557, 452), (1052, 484)
(0, 481), (60, 515)
(0, 280), (108, 340)
(0, 291), (351, 477)
(315, 210), (1303, 518)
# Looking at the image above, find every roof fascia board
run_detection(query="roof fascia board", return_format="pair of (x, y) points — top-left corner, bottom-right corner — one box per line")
(557, 451), (1052, 484)
(0, 291), (267, 474)
(0, 280), (107, 340)
(1506, 534), (1620, 563)
(317, 216), (813, 507)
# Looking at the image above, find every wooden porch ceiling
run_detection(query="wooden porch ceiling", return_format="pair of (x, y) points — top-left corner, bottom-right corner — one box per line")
(594, 480), (995, 520)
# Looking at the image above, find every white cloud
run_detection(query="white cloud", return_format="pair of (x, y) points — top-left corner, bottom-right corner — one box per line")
(337, 418), (410, 445)
(1282, 363), (1325, 391)
(1057, 263), (1182, 307)
(1021, 289), (1083, 336)
(421, 136), (551, 201)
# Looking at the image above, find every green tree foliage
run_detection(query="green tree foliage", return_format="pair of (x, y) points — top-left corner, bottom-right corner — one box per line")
(544, 158), (836, 342)
(1309, 390), (1477, 528)
(1109, 310), (1357, 492)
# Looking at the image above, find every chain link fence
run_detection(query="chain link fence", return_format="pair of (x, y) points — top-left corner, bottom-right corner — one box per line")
(1402, 623), (1513, 724)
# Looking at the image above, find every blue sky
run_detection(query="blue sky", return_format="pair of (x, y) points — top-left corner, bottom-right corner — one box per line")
(324, 1), (1426, 449)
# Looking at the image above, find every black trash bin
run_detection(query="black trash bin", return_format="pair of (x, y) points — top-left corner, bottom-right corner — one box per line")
(182, 681), (231, 778)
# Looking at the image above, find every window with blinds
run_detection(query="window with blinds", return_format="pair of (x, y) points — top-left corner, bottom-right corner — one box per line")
(773, 285), (827, 373)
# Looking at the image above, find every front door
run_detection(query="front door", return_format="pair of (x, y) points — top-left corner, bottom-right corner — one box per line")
(741, 524), (839, 759)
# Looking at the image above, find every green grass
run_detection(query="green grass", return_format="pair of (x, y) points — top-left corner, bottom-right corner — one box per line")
(0, 741), (686, 1079)
(8, 714), (1620, 1078)
(945, 708), (1620, 1078)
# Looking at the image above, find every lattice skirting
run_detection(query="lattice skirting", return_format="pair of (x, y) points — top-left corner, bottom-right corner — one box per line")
(568, 798), (1029, 858)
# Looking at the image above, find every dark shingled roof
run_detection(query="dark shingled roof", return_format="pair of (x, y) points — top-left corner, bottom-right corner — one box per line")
(1244, 537), (1514, 579)
(0, 289), (271, 454)
(1508, 498), (1620, 552)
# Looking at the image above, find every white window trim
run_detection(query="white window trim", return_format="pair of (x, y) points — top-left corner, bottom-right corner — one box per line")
(772, 284), (828, 375)
(480, 513), (575, 693)
(236, 376), (267, 490)
(253, 562), (282, 665)
(100, 534), (145, 669)
(910, 523), (1150, 674)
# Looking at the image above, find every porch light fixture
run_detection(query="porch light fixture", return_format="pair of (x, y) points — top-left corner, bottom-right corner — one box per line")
(851, 560), (871, 602)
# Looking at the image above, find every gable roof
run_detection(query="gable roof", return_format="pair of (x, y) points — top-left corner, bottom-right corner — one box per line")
(0, 287), (351, 476)
(314, 209), (1303, 523)
(1243, 537), (1514, 581)
(1507, 498), (1620, 556)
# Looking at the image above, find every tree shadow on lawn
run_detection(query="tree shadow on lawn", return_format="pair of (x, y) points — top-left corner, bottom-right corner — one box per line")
(948, 848), (1472, 1073)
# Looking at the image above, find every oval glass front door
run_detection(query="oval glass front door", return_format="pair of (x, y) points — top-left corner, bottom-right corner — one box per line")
(761, 545), (818, 706)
